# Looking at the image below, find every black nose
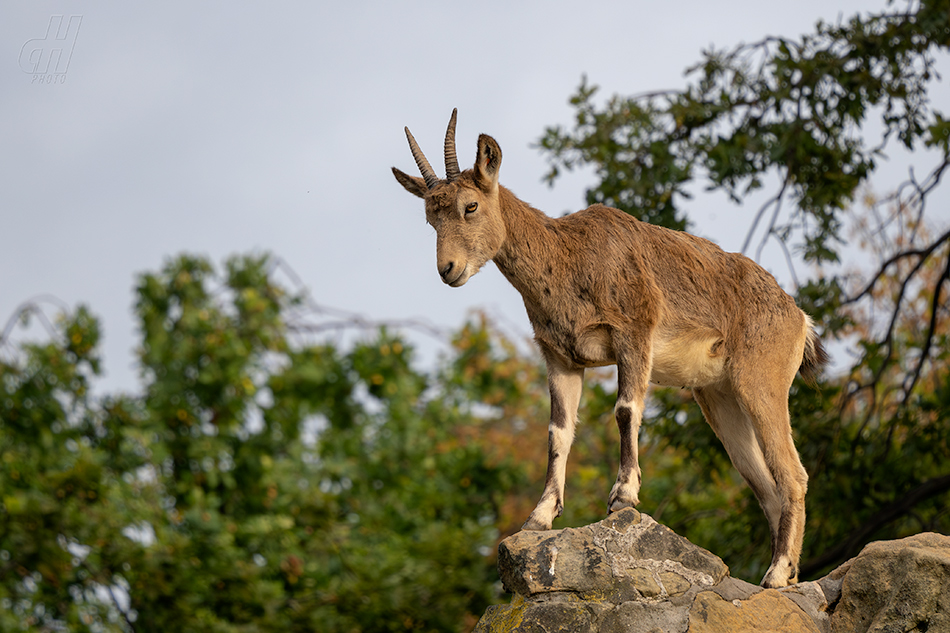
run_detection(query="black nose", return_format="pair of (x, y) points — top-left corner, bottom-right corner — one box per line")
(440, 262), (454, 281)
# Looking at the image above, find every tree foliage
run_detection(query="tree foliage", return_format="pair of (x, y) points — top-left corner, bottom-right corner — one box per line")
(539, 0), (950, 580)
(540, 0), (950, 262)
(0, 256), (533, 632)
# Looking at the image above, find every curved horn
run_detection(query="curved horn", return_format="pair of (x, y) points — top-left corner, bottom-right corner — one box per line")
(405, 127), (441, 190)
(444, 108), (460, 182)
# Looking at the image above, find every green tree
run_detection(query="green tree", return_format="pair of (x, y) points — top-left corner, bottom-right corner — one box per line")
(539, 0), (950, 580)
(1, 254), (530, 632)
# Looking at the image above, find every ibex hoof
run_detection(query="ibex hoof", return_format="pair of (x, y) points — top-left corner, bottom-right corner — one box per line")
(607, 484), (640, 513)
(522, 515), (553, 531)
(761, 562), (798, 588)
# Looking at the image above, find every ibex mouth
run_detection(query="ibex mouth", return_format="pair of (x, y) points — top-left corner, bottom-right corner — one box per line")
(444, 265), (470, 287)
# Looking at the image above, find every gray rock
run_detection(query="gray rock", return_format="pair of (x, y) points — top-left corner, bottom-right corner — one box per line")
(497, 526), (612, 597)
(480, 509), (793, 633)
(476, 512), (950, 633)
(709, 575), (763, 602)
(687, 589), (821, 633)
(829, 532), (950, 633)
(817, 574), (844, 609)
(600, 600), (689, 633)
(780, 581), (831, 633)
(498, 508), (728, 602)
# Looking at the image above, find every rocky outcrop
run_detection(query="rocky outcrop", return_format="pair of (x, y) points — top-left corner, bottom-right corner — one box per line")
(473, 508), (950, 633)
(828, 532), (950, 632)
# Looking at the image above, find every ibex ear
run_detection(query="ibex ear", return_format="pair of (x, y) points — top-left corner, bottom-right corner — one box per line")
(474, 134), (502, 192)
(392, 167), (429, 199)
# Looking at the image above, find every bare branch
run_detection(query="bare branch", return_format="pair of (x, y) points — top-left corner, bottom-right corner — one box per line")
(287, 316), (447, 340)
(267, 255), (449, 342)
(0, 295), (72, 361)
(843, 225), (950, 306)
(743, 178), (788, 256)
(841, 245), (933, 439)
(901, 250), (950, 403)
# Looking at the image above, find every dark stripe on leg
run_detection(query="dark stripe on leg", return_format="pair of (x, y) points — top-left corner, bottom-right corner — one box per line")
(546, 430), (561, 469)
(774, 506), (796, 582)
(616, 405), (635, 483)
(550, 384), (568, 428)
(776, 506), (793, 557)
(541, 430), (564, 517)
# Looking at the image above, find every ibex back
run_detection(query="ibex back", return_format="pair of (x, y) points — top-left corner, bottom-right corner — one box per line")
(392, 109), (828, 588)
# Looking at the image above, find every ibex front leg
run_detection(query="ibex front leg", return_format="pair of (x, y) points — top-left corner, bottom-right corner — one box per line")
(608, 342), (651, 513)
(522, 361), (584, 531)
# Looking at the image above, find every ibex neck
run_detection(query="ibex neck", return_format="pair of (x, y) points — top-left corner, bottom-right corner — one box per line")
(492, 187), (558, 301)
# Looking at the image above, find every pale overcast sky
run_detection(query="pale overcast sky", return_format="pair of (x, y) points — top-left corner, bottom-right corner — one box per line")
(2, 1), (946, 393)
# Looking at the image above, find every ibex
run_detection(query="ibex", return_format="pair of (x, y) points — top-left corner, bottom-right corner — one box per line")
(392, 109), (828, 588)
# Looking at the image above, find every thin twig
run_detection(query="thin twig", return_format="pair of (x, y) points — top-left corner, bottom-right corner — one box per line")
(742, 178), (789, 256)
(901, 250), (950, 403)
(0, 295), (71, 345)
(268, 255), (449, 342)
(843, 226), (950, 306)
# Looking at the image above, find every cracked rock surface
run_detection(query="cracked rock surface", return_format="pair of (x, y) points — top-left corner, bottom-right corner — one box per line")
(474, 508), (950, 633)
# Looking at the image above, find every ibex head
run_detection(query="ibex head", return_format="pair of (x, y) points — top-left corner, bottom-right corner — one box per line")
(393, 109), (505, 287)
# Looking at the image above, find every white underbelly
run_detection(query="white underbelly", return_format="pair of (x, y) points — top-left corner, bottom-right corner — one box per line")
(650, 329), (727, 388)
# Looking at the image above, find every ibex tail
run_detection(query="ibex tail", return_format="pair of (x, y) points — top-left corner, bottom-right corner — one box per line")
(799, 316), (830, 386)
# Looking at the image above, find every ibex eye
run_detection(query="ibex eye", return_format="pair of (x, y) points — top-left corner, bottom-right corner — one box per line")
(465, 202), (478, 214)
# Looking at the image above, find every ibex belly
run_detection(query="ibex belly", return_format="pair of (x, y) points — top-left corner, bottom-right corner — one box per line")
(650, 329), (726, 388)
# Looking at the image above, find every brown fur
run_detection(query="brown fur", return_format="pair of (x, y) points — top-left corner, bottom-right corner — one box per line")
(393, 112), (828, 588)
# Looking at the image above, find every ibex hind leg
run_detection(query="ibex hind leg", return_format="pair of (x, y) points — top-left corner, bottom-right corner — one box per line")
(733, 381), (808, 588)
(693, 385), (802, 588)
